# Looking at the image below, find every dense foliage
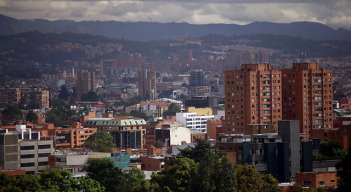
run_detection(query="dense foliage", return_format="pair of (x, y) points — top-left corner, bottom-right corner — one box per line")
(25, 111), (38, 123)
(315, 141), (346, 160)
(45, 99), (77, 126)
(337, 148), (351, 192)
(163, 103), (181, 117)
(84, 131), (114, 152)
(86, 159), (149, 192)
(0, 170), (104, 192)
(1, 105), (22, 124)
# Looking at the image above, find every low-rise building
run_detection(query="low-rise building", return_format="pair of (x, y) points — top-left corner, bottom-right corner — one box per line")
(140, 156), (165, 171)
(0, 125), (54, 174)
(176, 112), (214, 132)
(84, 118), (147, 151)
(296, 171), (337, 189)
(155, 125), (191, 147)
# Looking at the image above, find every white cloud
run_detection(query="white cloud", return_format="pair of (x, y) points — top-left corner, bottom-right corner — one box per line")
(0, 0), (350, 28)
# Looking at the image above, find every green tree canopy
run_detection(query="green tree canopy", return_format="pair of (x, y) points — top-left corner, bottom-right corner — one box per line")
(86, 158), (148, 192)
(26, 111), (38, 123)
(163, 103), (181, 117)
(151, 157), (197, 192)
(235, 165), (278, 192)
(316, 141), (346, 160)
(337, 149), (351, 192)
(0, 170), (105, 192)
(84, 131), (114, 152)
(81, 91), (100, 102)
(1, 105), (23, 125)
(58, 85), (71, 101)
(46, 99), (76, 126)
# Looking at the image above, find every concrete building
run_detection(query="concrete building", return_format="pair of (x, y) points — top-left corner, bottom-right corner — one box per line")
(189, 69), (210, 97)
(126, 100), (170, 119)
(20, 87), (50, 109)
(19, 139), (53, 173)
(207, 119), (224, 140)
(0, 88), (21, 107)
(278, 120), (301, 181)
(224, 64), (282, 134)
(0, 125), (53, 174)
(217, 133), (300, 182)
(138, 64), (157, 100)
(155, 125), (191, 147)
(296, 171), (337, 189)
(176, 112), (214, 132)
(282, 63), (333, 140)
(187, 107), (213, 116)
(0, 87), (49, 109)
(140, 156), (165, 171)
(76, 70), (96, 96)
(0, 130), (19, 170)
(84, 118), (147, 151)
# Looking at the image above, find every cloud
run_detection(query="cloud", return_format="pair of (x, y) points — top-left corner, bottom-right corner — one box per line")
(0, 0), (350, 28)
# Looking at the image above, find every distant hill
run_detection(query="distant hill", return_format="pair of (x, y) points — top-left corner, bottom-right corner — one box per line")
(1, 14), (351, 41)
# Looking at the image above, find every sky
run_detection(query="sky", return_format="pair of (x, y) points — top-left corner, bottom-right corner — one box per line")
(0, 0), (351, 28)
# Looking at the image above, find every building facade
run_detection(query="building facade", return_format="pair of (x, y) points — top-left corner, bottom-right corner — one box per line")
(0, 125), (53, 174)
(282, 63), (333, 140)
(138, 64), (157, 100)
(176, 112), (214, 132)
(76, 70), (96, 96)
(84, 118), (147, 151)
(224, 64), (282, 134)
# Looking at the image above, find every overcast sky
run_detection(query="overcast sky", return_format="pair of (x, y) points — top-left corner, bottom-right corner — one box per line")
(0, 0), (350, 28)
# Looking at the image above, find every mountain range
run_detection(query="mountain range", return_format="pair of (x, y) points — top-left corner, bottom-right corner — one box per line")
(1, 14), (351, 41)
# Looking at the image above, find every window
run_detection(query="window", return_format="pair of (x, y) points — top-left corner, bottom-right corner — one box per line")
(38, 145), (51, 149)
(20, 146), (34, 150)
(20, 154), (35, 159)
(38, 162), (48, 166)
(21, 162), (35, 167)
(38, 153), (51, 158)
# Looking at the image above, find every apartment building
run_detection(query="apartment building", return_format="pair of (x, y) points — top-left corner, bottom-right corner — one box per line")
(0, 87), (49, 109)
(0, 125), (53, 174)
(224, 64), (282, 134)
(282, 63), (333, 140)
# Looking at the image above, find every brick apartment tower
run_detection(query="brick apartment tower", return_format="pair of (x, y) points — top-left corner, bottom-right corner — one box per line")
(282, 63), (333, 140)
(224, 64), (282, 134)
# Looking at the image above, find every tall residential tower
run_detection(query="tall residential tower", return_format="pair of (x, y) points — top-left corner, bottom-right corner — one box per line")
(282, 63), (333, 140)
(224, 64), (282, 134)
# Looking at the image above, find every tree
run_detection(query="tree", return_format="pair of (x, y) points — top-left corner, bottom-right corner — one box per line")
(337, 149), (351, 192)
(180, 140), (215, 163)
(81, 91), (100, 102)
(163, 103), (180, 117)
(86, 158), (127, 192)
(26, 111), (38, 123)
(0, 170), (105, 192)
(75, 177), (106, 192)
(1, 105), (22, 124)
(317, 141), (346, 160)
(151, 157), (197, 192)
(235, 165), (278, 192)
(180, 141), (236, 192)
(84, 131), (114, 152)
(58, 85), (71, 101)
(46, 99), (76, 126)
